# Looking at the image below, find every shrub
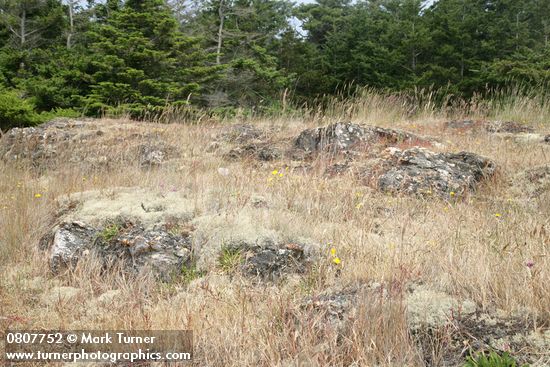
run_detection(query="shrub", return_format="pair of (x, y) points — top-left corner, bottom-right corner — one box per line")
(0, 90), (43, 130)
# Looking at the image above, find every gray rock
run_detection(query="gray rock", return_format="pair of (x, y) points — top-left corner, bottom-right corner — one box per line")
(485, 121), (535, 134)
(138, 144), (166, 166)
(300, 283), (548, 367)
(225, 142), (281, 161)
(294, 122), (436, 153)
(192, 212), (319, 280)
(242, 243), (308, 280)
(302, 282), (372, 326)
(512, 165), (550, 198)
(545, 134), (550, 143)
(0, 119), (179, 169)
(42, 220), (192, 281)
(375, 147), (496, 197)
(50, 221), (98, 273)
(295, 122), (368, 152)
(218, 124), (264, 143)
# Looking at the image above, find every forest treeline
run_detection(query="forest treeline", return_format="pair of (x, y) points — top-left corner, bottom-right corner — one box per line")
(0, 0), (549, 127)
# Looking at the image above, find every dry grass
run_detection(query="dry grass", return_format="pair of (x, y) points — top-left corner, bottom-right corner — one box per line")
(0, 93), (549, 366)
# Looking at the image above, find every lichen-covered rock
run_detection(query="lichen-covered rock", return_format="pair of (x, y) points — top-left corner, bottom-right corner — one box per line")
(295, 122), (368, 152)
(0, 120), (82, 163)
(192, 211), (319, 280)
(294, 122), (437, 153)
(42, 219), (192, 281)
(241, 243), (307, 280)
(218, 124), (265, 143)
(406, 287), (476, 331)
(506, 133), (549, 144)
(301, 282), (376, 327)
(375, 147), (496, 197)
(49, 221), (98, 273)
(512, 165), (550, 198)
(138, 144), (169, 166)
(485, 121), (535, 134)
(0, 119), (178, 169)
(225, 142), (281, 161)
(39, 188), (196, 281)
(300, 283), (549, 367)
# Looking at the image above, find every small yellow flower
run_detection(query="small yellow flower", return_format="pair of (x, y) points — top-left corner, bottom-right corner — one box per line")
(271, 169), (278, 175)
(450, 191), (456, 197)
(332, 257), (341, 265)
(34, 193), (42, 198)
(494, 213), (502, 218)
(278, 173), (283, 177)
(355, 202), (363, 209)
(330, 248), (337, 257)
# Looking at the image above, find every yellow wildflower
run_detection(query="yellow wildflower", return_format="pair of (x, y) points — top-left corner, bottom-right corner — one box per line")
(494, 213), (502, 218)
(271, 169), (278, 175)
(279, 173), (283, 177)
(34, 193), (42, 198)
(333, 257), (341, 265)
(450, 191), (456, 197)
(330, 248), (337, 257)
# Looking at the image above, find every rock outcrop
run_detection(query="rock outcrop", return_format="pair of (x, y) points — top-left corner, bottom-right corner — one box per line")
(294, 122), (437, 153)
(512, 165), (550, 199)
(38, 189), (319, 282)
(218, 124), (265, 143)
(485, 120), (535, 134)
(192, 212), (319, 280)
(42, 219), (193, 281)
(39, 188), (195, 280)
(0, 118), (178, 169)
(373, 147), (496, 197)
(301, 282), (549, 367)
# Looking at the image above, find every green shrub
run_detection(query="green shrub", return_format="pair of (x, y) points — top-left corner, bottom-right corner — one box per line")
(0, 90), (43, 130)
(464, 351), (528, 367)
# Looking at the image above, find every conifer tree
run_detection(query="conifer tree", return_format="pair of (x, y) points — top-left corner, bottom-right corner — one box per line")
(84, 0), (219, 116)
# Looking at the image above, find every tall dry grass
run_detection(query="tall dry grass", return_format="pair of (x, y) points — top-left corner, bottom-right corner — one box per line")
(0, 92), (549, 366)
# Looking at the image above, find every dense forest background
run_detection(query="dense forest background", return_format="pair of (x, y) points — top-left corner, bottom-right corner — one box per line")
(0, 0), (549, 128)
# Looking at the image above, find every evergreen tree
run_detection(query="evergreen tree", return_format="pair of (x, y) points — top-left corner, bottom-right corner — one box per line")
(187, 0), (293, 108)
(83, 0), (220, 116)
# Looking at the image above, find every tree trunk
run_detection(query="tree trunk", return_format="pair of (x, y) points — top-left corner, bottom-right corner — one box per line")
(20, 9), (26, 47)
(216, 0), (225, 65)
(67, 0), (74, 48)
